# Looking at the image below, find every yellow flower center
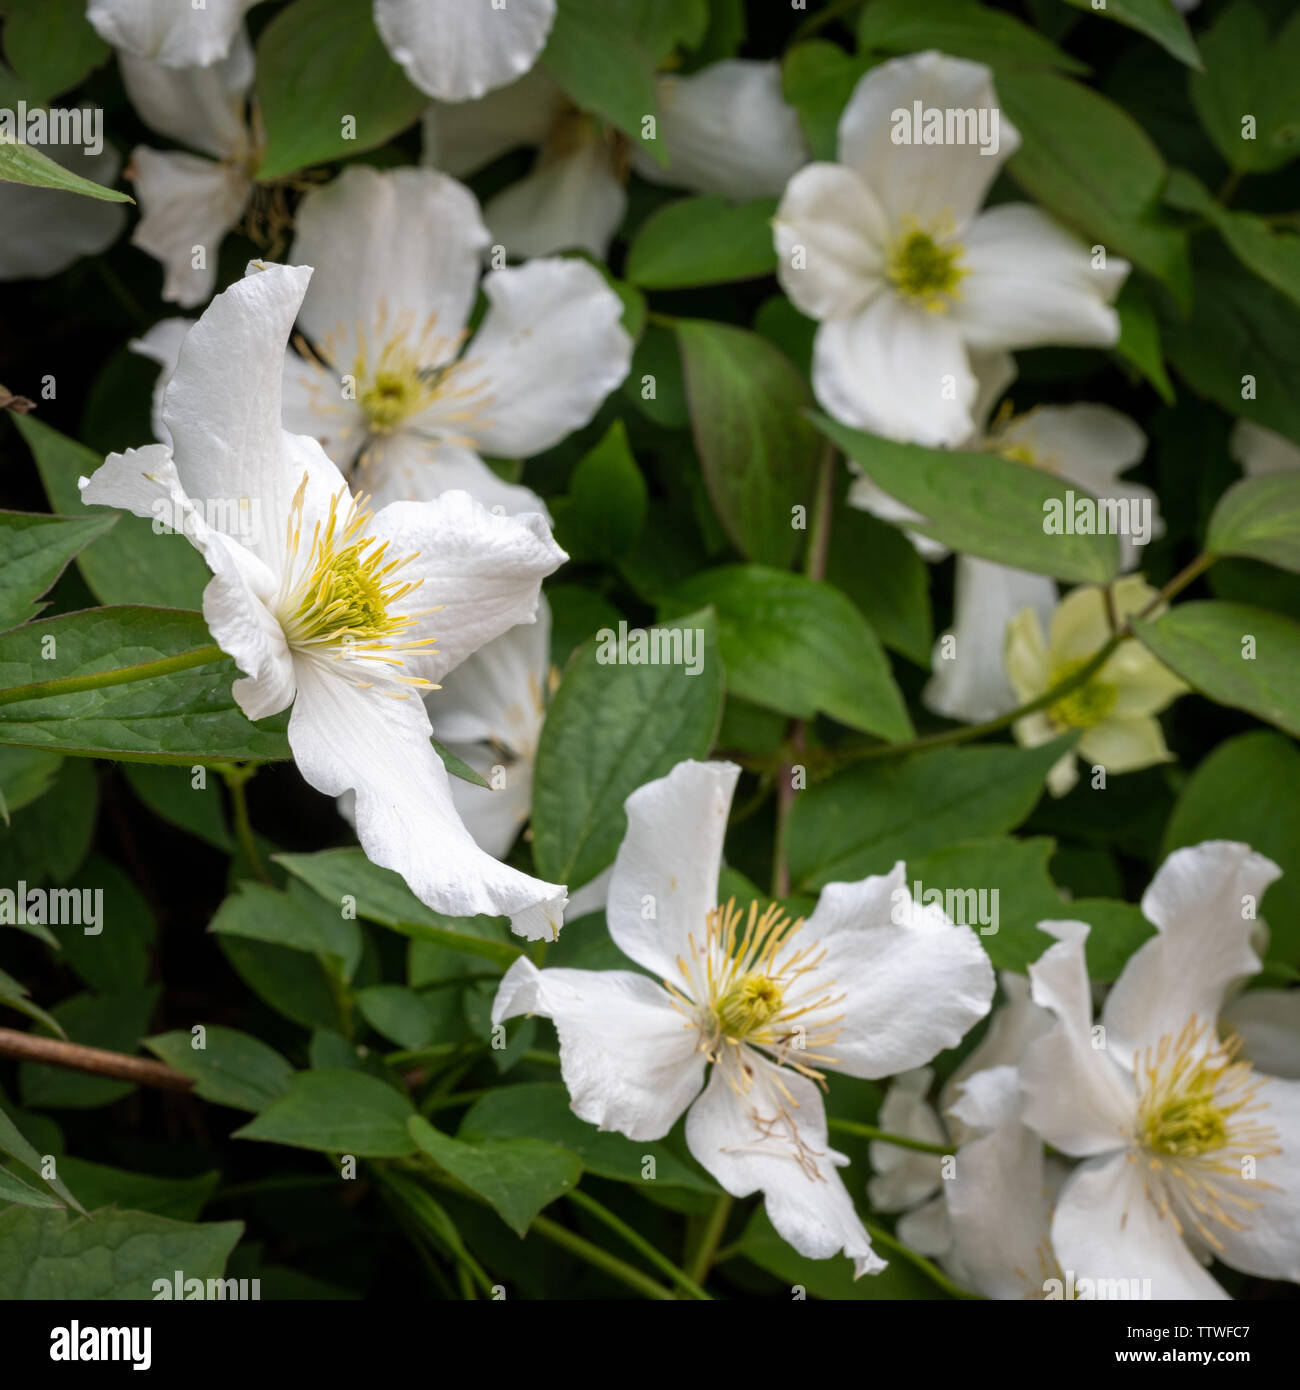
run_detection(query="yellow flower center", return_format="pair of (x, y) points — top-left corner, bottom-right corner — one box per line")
(715, 972), (786, 1039)
(887, 222), (966, 311)
(361, 369), (423, 432)
(1047, 658), (1117, 728)
(1133, 1017), (1282, 1253)
(278, 476), (439, 686)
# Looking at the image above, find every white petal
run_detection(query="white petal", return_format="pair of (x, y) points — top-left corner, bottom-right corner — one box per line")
(421, 67), (564, 179)
(445, 740), (535, 860)
(1102, 842), (1281, 1064)
(1077, 716), (1172, 774)
(1223, 988), (1300, 1080)
(483, 145), (627, 260)
(606, 760), (739, 984)
(953, 204), (1126, 351)
(1004, 604), (1050, 701)
(812, 297), (976, 446)
(88, 0), (256, 66)
(491, 957), (705, 1137)
(845, 473), (948, 560)
(432, 597), (551, 749)
(837, 51), (1019, 230)
(1019, 920), (1137, 1155)
(1052, 1152), (1229, 1299)
(290, 165), (489, 372)
(366, 488), (565, 685)
(566, 867), (612, 921)
(942, 971), (1053, 1123)
(799, 864), (996, 1078)
(128, 146), (249, 306)
(279, 349), (368, 473)
(118, 31), (253, 157)
(1188, 1074), (1300, 1283)
(633, 60), (808, 201)
(450, 258), (632, 458)
(0, 144), (126, 280)
(923, 557), (1058, 724)
(159, 262), (338, 571)
(289, 662), (565, 937)
(1230, 419), (1300, 478)
(357, 433), (549, 516)
(944, 1066), (1056, 1299)
(374, 0), (557, 102)
(686, 1049), (884, 1278)
(895, 1194), (951, 1259)
(866, 1068), (946, 1211)
(130, 317), (192, 447)
(773, 163), (889, 321)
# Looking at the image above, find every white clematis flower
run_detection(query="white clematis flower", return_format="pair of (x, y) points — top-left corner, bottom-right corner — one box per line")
(421, 60), (807, 260)
(922, 394), (1161, 724)
(773, 50), (1128, 446)
(79, 261), (569, 939)
(1007, 574), (1187, 796)
(88, 0), (259, 66)
(1019, 842), (1300, 1298)
(0, 141), (127, 280)
(118, 31), (261, 306)
(1230, 419), (1300, 478)
(492, 759), (996, 1275)
(375, 0), (556, 103)
(281, 163), (632, 511)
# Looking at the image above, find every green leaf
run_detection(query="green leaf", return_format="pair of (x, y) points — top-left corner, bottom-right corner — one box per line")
(210, 880), (363, 981)
(1059, 0), (1200, 71)
(543, 0), (663, 160)
(16, 413), (209, 610)
(0, 510), (116, 632)
(0, 1206), (242, 1298)
(1115, 279), (1175, 405)
(787, 740), (1070, 892)
(430, 737), (491, 790)
(0, 756), (97, 894)
(626, 197), (778, 289)
(408, 1116), (581, 1237)
(0, 1104), (84, 1214)
(1163, 731), (1300, 965)
(275, 847), (523, 969)
(459, 1083), (717, 1193)
(123, 762), (233, 851)
(904, 837), (1152, 977)
(48, 855), (156, 994)
(1163, 248), (1300, 449)
(550, 419), (647, 563)
(676, 320), (820, 568)
(1207, 472), (1300, 574)
(1189, 1), (1300, 175)
(856, 0), (1087, 74)
(2, 0), (110, 102)
(19, 988), (160, 1111)
(0, 606), (291, 764)
(0, 1164), (64, 1208)
(145, 1026), (295, 1114)
(0, 966), (64, 1036)
(356, 986), (443, 1050)
(531, 609), (724, 889)
(1132, 601), (1300, 738)
(52, 1159), (219, 1223)
(0, 746), (61, 822)
(810, 413), (1121, 583)
(661, 566), (912, 740)
(218, 935), (344, 1033)
(995, 69), (1190, 309)
(782, 41), (873, 162)
(0, 137), (131, 202)
(235, 1069), (417, 1157)
(610, 0), (709, 63)
(254, 0), (428, 182)
(826, 507), (933, 668)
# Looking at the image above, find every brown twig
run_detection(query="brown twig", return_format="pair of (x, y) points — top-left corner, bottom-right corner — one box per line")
(0, 1027), (193, 1092)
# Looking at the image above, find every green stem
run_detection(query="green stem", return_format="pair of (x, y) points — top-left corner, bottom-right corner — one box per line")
(803, 444), (836, 582)
(828, 1117), (953, 1157)
(1217, 168), (1244, 206)
(221, 765), (273, 887)
(862, 1219), (982, 1300)
(685, 1193), (733, 1287)
(567, 1188), (712, 1301)
(529, 1211), (677, 1300)
(0, 644), (226, 709)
